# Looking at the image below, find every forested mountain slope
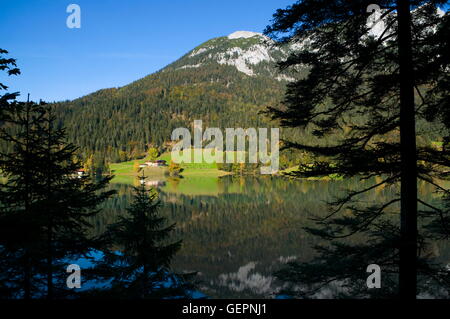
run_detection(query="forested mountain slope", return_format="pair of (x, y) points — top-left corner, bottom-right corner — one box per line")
(52, 31), (295, 163)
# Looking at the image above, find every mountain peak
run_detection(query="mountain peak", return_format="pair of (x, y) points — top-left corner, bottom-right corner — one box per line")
(227, 31), (263, 39)
(162, 31), (293, 80)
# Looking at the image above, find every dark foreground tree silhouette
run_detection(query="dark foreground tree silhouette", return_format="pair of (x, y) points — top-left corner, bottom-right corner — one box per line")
(0, 100), (115, 299)
(0, 51), (115, 298)
(0, 49), (20, 99)
(90, 174), (194, 298)
(265, 1), (449, 298)
(0, 49), (21, 298)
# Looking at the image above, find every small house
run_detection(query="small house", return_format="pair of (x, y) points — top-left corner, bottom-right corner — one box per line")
(145, 161), (158, 167)
(145, 160), (167, 167)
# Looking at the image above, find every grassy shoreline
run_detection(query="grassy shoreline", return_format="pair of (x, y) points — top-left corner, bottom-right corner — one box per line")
(109, 152), (232, 183)
(108, 150), (345, 184)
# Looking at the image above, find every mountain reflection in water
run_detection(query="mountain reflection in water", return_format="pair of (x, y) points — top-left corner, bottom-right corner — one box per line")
(93, 175), (450, 298)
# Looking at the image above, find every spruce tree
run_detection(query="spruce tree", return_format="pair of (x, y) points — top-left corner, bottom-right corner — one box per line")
(0, 49), (23, 298)
(264, 0), (450, 298)
(92, 174), (192, 298)
(0, 100), (45, 299)
(0, 98), (115, 299)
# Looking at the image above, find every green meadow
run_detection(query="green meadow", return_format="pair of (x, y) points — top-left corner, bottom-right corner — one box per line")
(110, 149), (240, 183)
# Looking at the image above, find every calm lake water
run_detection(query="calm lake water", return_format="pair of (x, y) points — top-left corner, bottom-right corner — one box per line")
(94, 175), (450, 298)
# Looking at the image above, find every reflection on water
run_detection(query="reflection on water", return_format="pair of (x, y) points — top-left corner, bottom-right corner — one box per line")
(145, 180), (166, 187)
(217, 261), (278, 296)
(94, 176), (450, 298)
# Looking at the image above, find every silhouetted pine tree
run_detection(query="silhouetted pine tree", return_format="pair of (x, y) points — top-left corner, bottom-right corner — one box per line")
(265, 0), (449, 298)
(0, 97), (115, 299)
(0, 49), (23, 298)
(38, 106), (115, 299)
(91, 174), (193, 298)
(0, 100), (45, 299)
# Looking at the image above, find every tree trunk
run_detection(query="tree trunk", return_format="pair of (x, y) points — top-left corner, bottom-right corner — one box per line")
(24, 99), (31, 300)
(46, 118), (53, 300)
(397, 0), (418, 299)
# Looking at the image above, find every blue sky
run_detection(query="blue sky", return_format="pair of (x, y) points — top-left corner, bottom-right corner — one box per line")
(0, 0), (293, 102)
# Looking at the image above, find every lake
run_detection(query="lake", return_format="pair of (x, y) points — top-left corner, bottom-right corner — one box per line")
(93, 175), (450, 298)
